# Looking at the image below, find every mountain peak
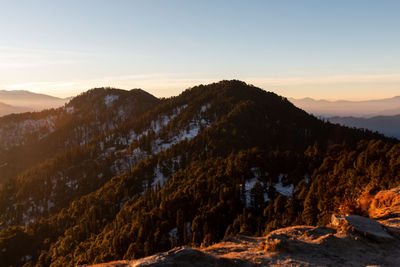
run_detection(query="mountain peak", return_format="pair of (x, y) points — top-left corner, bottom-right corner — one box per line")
(0, 81), (396, 267)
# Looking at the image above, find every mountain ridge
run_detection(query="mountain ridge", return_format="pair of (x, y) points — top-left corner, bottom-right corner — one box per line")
(0, 80), (398, 266)
(0, 101), (34, 117)
(0, 90), (70, 116)
(329, 114), (400, 139)
(290, 95), (400, 117)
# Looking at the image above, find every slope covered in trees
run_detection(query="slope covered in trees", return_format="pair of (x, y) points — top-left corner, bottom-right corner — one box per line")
(0, 88), (160, 183)
(0, 80), (398, 267)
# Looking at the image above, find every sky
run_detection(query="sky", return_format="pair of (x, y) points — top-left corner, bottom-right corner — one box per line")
(0, 0), (399, 100)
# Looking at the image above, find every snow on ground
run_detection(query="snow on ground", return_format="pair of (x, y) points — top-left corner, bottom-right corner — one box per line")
(275, 173), (294, 197)
(65, 106), (74, 114)
(21, 255), (32, 262)
(0, 115), (57, 150)
(109, 104), (189, 150)
(201, 103), (211, 113)
(104, 94), (119, 107)
(151, 105), (188, 135)
(151, 115), (171, 134)
(244, 177), (258, 207)
(304, 174), (310, 183)
(47, 199), (55, 210)
(264, 192), (270, 202)
(66, 179), (78, 190)
(110, 147), (146, 175)
(152, 119), (208, 154)
(186, 222), (192, 237)
(99, 104), (208, 191)
(152, 165), (167, 188)
(243, 168), (269, 206)
(118, 107), (127, 120)
(169, 227), (178, 242)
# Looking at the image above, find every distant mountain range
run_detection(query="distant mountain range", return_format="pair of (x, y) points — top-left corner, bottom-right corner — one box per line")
(328, 115), (400, 139)
(0, 90), (69, 116)
(0, 101), (33, 117)
(2, 89), (400, 141)
(290, 96), (400, 117)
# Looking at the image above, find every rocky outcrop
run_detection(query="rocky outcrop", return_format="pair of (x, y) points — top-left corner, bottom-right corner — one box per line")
(330, 214), (394, 242)
(91, 186), (400, 267)
(91, 222), (400, 267)
(260, 224), (400, 266)
(89, 247), (249, 267)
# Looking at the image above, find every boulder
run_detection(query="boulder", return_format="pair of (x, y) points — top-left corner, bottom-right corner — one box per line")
(331, 214), (394, 242)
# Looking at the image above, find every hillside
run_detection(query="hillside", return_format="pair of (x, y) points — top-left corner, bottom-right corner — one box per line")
(329, 115), (400, 139)
(0, 80), (398, 267)
(0, 101), (33, 117)
(290, 96), (400, 117)
(0, 90), (69, 114)
(0, 88), (160, 184)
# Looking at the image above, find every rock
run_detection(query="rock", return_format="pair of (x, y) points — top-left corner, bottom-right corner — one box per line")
(129, 247), (249, 267)
(91, 225), (400, 267)
(331, 214), (394, 242)
(92, 186), (400, 267)
(368, 186), (400, 219)
(378, 218), (400, 239)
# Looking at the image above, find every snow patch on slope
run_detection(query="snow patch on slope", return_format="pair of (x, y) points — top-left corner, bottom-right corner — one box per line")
(169, 227), (178, 242)
(152, 165), (167, 188)
(104, 94), (119, 107)
(201, 103), (211, 113)
(0, 115), (57, 150)
(275, 174), (294, 197)
(153, 120), (208, 153)
(244, 177), (258, 207)
(65, 106), (74, 114)
(101, 104), (209, 190)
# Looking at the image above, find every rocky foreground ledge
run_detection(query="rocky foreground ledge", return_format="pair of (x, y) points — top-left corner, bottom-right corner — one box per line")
(90, 187), (400, 267)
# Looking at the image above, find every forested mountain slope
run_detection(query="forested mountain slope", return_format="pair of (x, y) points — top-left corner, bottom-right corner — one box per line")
(0, 80), (398, 267)
(0, 88), (160, 183)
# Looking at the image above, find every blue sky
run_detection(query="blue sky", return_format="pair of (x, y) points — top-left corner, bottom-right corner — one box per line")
(0, 0), (399, 99)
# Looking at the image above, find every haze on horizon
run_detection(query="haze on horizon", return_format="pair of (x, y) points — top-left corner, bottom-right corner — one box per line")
(0, 0), (399, 100)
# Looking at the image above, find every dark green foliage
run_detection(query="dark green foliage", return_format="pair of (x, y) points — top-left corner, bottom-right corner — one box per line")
(0, 80), (398, 266)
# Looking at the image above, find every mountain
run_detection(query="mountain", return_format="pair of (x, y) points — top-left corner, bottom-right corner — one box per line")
(0, 90), (69, 115)
(0, 87), (160, 183)
(290, 96), (400, 117)
(329, 115), (400, 139)
(0, 80), (398, 267)
(0, 101), (33, 117)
